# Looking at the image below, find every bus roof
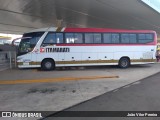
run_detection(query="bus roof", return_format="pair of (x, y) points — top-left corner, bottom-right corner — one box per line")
(29, 27), (156, 33)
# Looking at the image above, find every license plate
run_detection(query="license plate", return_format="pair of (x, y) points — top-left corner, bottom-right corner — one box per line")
(23, 62), (29, 65)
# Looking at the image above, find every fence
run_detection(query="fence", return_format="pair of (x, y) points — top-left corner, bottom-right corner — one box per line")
(0, 51), (17, 71)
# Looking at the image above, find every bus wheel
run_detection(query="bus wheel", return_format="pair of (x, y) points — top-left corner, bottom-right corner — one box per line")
(41, 59), (55, 71)
(118, 57), (130, 68)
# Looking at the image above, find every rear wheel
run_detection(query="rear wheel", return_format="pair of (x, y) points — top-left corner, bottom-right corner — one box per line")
(118, 58), (130, 68)
(41, 59), (55, 71)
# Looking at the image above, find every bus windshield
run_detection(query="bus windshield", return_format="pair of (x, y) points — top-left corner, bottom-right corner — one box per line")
(18, 32), (44, 56)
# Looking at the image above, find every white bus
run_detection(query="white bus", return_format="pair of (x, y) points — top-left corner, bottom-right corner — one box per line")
(17, 27), (157, 70)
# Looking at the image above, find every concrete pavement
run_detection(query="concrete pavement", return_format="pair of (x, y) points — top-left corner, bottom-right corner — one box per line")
(44, 72), (160, 120)
(1, 64), (160, 120)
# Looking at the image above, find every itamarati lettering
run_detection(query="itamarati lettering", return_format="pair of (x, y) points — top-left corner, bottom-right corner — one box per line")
(46, 48), (70, 53)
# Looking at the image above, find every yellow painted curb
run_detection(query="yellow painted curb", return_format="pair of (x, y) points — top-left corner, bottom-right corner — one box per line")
(0, 76), (119, 85)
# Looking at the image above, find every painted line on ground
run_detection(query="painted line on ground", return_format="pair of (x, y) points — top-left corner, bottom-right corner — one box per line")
(0, 76), (119, 85)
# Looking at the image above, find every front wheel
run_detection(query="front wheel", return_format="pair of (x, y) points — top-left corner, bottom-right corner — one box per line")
(41, 59), (55, 71)
(118, 58), (130, 68)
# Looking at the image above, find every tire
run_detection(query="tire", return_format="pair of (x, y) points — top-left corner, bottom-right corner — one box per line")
(41, 59), (55, 71)
(118, 58), (130, 68)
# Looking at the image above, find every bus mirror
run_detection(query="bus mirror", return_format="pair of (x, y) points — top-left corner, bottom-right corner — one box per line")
(12, 37), (21, 46)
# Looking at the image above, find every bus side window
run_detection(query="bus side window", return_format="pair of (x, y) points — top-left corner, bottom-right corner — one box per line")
(42, 32), (64, 46)
(42, 33), (56, 46)
(65, 33), (74, 43)
(74, 33), (83, 43)
(94, 33), (101, 43)
(138, 33), (153, 43)
(112, 34), (120, 43)
(121, 34), (130, 43)
(56, 33), (63, 43)
(85, 33), (94, 43)
(129, 34), (137, 43)
(103, 33), (112, 43)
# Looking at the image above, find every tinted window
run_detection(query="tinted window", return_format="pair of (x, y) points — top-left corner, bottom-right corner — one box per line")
(43, 33), (56, 44)
(65, 33), (74, 43)
(103, 34), (112, 43)
(130, 34), (137, 43)
(85, 33), (94, 43)
(103, 33), (119, 43)
(56, 33), (64, 43)
(138, 33), (153, 43)
(112, 34), (120, 43)
(146, 34), (153, 39)
(94, 33), (101, 43)
(65, 33), (83, 43)
(138, 34), (145, 39)
(121, 34), (137, 43)
(42, 32), (63, 45)
(121, 34), (130, 43)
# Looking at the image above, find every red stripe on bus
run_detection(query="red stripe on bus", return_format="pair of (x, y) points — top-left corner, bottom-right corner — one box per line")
(64, 28), (156, 33)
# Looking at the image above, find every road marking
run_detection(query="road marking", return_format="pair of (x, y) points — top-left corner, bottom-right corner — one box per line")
(0, 76), (119, 85)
